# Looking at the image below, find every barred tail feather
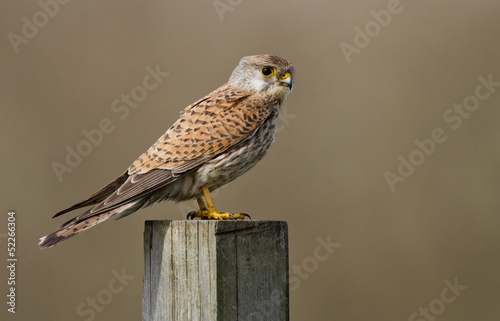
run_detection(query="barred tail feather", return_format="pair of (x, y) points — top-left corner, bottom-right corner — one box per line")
(39, 212), (114, 248)
(39, 201), (140, 249)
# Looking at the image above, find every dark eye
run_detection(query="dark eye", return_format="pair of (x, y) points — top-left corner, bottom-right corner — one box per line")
(261, 67), (276, 77)
(261, 67), (272, 75)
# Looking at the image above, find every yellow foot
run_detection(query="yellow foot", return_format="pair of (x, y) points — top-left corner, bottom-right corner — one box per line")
(186, 210), (251, 220)
(187, 186), (251, 220)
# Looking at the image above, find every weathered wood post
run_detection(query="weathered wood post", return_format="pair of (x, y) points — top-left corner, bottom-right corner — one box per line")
(143, 220), (289, 321)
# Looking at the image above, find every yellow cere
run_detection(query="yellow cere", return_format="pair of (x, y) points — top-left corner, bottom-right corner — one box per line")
(279, 72), (291, 80)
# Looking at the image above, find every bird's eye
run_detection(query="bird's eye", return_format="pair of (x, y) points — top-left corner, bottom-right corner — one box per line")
(261, 67), (276, 77)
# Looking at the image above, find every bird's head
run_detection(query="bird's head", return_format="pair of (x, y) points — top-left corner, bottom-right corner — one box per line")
(229, 54), (295, 101)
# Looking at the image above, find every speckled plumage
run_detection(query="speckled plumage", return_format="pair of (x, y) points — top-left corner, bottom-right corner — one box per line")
(39, 54), (294, 248)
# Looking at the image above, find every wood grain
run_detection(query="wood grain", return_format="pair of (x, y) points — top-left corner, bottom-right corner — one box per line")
(143, 220), (289, 321)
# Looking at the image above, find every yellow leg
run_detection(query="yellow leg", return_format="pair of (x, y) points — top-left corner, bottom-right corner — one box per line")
(186, 186), (250, 220)
(196, 197), (207, 211)
(201, 186), (217, 212)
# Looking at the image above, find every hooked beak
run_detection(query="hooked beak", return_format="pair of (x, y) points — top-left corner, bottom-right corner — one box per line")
(279, 72), (292, 89)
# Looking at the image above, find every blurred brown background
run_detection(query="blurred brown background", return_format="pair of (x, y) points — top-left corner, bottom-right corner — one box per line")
(1, 0), (500, 320)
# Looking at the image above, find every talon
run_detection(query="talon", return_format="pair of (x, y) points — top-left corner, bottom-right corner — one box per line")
(186, 210), (209, 220)
(186, 187), (252, 220)
(240, 213), (252, 220)
(185, 209), (249, 220)
(229, 213), (251, 220)
(186, 211), (198, 220)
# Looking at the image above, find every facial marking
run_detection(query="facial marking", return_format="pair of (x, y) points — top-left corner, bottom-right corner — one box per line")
(247, 76), (268, 91)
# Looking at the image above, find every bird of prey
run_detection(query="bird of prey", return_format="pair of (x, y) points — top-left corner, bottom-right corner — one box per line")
(39, 54), (294, 248)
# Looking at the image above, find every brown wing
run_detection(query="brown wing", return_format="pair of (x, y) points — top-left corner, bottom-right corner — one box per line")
(128, 83), (276, 175)
(52, 171), (129, 218)
(58, 84), (275, 224)
(58, 169), (172, 227)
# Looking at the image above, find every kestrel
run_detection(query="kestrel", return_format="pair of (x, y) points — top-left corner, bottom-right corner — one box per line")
(39, 54), (294, 248)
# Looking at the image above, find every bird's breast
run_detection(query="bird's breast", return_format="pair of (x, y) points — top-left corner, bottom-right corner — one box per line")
(194, 110), (279, 190)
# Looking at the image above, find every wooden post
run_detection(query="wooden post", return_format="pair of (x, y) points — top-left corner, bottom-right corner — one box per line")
(143, 220), (289, 321)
